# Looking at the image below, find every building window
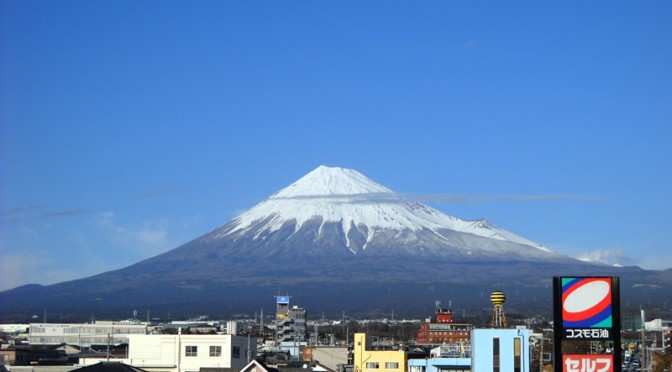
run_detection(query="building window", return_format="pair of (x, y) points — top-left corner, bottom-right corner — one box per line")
(210, 345), (222, 357)
(232, 346), (241, 359)
(493, 338), (500, 372)
(385, 362), (399, 369)
(366, 362), (379, 369)
(514, 338), (521, 372)
(185, 346), (197, 357)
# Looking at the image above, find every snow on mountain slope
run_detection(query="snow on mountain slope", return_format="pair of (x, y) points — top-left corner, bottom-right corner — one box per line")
(218, 165), (550, 253)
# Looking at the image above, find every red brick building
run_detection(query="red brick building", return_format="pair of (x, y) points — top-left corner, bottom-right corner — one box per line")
(416, 308), (473, 345)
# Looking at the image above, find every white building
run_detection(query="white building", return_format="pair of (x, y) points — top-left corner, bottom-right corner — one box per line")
(0, 324), (29, 334)
(645, 318), (672, 331)
(80, 333), (254, 372)
(29, 323), (148, 347)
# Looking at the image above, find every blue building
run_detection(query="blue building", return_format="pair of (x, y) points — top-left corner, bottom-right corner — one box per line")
(408, 328), (530, 372)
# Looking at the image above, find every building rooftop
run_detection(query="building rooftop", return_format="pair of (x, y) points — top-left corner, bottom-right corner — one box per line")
(69, 362), (148, 372)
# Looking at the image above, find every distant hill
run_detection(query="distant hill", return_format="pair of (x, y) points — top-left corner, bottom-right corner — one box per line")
(1, 166), (670, 322)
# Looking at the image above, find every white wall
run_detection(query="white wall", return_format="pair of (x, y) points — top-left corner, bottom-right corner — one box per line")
(80, 334), (253, 372)
(126, 334), (252, 372)
(127, 334), (178, 369)
(29, 323), (147, 346)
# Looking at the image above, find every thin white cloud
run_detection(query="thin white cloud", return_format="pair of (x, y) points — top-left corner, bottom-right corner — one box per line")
(1, 206), (94, 223)
(575, 247), (639, 267)
(95, 212), (172, 255)
(637, 255), (672, 271)
(269, 192), (612, 203)
(137, 225), (169, 246)
(0, 252), (71, 291)
(37, 208), (91, 219)
(417, 193), (614, 203)
(0, 231), (115, 291)
(0, 204), (44, 216)
(96, 211), (138, 236)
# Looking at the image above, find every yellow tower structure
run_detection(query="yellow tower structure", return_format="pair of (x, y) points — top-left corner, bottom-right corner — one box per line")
(490, 290), (507, 328)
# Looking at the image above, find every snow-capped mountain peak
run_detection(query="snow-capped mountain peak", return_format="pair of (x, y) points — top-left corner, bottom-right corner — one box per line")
(273, 165), (393, 197)
(215, 166), (552, 256)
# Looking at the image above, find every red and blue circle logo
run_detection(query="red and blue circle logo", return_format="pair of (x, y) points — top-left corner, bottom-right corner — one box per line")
(562, 277), (613, 328)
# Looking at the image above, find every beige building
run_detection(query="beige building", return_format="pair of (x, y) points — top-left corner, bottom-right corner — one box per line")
(304, 346), (349, 371)
(353, 334), (405, 372)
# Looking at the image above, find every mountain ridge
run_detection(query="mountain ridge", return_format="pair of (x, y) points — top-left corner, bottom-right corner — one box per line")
(1, 165), (669, 322)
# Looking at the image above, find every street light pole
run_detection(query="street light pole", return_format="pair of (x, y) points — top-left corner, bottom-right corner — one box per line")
(641, 309), (646, 371)
(539, 337), (544, 372)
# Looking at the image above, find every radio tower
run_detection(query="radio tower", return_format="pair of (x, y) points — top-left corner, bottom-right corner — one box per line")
(490, 290), (507, 328)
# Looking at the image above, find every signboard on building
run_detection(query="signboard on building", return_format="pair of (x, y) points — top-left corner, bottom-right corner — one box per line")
(559, 277), (617, 339)
(562, 354), (613, 372)
(276, 296), (290, 304)
(553, 277), (621, 372)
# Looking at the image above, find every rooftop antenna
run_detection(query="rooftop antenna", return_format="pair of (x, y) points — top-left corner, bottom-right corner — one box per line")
(257, 308), (264, 340)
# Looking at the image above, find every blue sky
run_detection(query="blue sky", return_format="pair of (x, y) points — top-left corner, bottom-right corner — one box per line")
(1, 1), (670, 291)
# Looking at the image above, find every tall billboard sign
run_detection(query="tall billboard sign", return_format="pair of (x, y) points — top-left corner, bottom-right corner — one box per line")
(553, 277), (621, 372)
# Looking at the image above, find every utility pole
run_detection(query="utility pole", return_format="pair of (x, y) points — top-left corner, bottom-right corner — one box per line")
(641, 308), (646, 371)
(260, 308), (264, 340)
(539, 337), (544, 372)
(177, 328), (181, 372)
(247, 331), (251, 363)
(346, 326), (349, 348)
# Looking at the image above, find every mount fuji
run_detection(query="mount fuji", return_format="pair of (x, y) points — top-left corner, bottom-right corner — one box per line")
(199, 165), (564, 262)
(1, 166), (670, 321)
